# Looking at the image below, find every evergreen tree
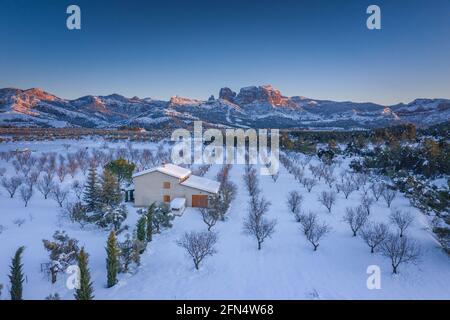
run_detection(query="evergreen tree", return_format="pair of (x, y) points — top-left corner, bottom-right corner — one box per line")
(98, 204), (128, 231)
(106, 231), (120, 288)
(145, 203), (156, 242)
(9, 246), (25, 300)
(42, 231), (79, 283)
(100, 169), (122, 207)
(153, 203), (174, 233)
(136, 216), (147, 253)
(105, 159), (136, 184)
(83, 165), (100, 212)
(118, 234), (143, 273)
(74, 248), (94, 300)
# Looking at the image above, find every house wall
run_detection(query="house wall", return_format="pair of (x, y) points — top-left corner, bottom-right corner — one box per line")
(133, 171), (214, 207)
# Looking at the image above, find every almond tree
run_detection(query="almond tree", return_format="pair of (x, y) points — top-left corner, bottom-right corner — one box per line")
(51, 185), (69, 207)
(371, 182), (385, 201)
(243, 166), (260, 197)
(177, 231), (218, 270)
(340, 178), (355, 199)
(389, 209), (414, 237)
(382, 188), (396, 208)
(380, 233), (421, 274)
(26, 170), (40, 189)
(19, 185), (33, 207)
(302, 177), (317, 193)
(287, 191), (303, 220)
(56, 164), (67, 183)
(318, 190), (336, 213)
(243, 195), (276, 250)
(359, 222), (388, 253)
(361, 194), (374, 215)
(199, 207), (220, 231)
(305, 220), (331, 251)
(343, 206), (368, 236)
(37, 173), (55, 199)
(1, 176), (23, 198)
(298, 211), (318, 235)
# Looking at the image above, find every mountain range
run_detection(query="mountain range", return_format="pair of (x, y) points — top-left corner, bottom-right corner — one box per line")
(1, 85), (449, 130)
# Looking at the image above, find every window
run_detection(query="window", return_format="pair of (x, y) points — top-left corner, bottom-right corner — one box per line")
(163, 182), (171, 189)
(163, 195), (170, 202)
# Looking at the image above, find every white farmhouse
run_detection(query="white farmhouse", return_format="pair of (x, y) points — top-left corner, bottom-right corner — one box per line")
(132, 163), (220, 208)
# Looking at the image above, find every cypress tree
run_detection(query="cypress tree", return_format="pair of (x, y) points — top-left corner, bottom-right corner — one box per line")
(136, 216), (147, 253)
(146, 203), (156, 242)
(9, 246), (25, 300)
(83, 165), (100, 212)
(74, 248), (94, 300)
(106, 231), (120, 288)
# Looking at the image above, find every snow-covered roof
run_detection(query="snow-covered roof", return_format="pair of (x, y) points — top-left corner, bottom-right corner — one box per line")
(170, 198), (186, 210)
(181, 175), (221, 194)
(132, 163), (191, 179)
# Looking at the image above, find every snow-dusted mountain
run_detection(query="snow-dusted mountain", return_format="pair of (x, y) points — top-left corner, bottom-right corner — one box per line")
(1, 85), (449, 130)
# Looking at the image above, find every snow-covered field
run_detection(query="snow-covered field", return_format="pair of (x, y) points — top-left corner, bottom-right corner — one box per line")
(0, 139), (449, 300)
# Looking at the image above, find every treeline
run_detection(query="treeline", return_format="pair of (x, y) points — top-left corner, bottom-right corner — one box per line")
(0, 127), (170, 142)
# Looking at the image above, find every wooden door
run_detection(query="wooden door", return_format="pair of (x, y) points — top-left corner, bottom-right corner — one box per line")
(192, 195), (208, 208)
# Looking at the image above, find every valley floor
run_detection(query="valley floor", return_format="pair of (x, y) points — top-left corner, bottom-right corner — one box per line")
(0, 139), (449, 299)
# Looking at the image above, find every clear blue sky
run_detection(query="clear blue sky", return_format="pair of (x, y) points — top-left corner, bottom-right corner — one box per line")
(1, 0), (449, 105)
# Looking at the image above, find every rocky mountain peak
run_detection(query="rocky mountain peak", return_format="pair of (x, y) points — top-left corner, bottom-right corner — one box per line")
(234, 85), (290, 107)
(219, 87), (236, 102)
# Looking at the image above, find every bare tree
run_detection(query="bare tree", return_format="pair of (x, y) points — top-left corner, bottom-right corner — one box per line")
(371, 182), (385, 201)
(66, 157), (79, 178)
(353, 173), (369, 191)
(361, 194), (374, 216)
(243, 195), (276, 250)
(382, 188), (396, 208)
(389, 209), (414, 237)
(71, 180), (83, 200)
(322, 166), (336, 188)
(51, 185), (69, 207)
(298, 211), (318, 235)
(243, 166), (260, 197)
(1, 176), (23, 198)
(359, 222), (388, 253)
(379, 233), (421, 274)
(318, 190), (336, 213)
(37, 173), (55, 200)
(302, 178), (317, 193)
(177, 231), (218, 270)
(287, 191), (303, 219)
(299, 156), (311, 169)
(56, 165), (67, 183)
(0, 167), (6, 177)
(305, 220), (331, 251)
(26, 170), (40, 189)
(199, 208), (220, 231)
(343, 206), (368, 236)
(19, 185), (34, 207)
(340, 179), (355, 199)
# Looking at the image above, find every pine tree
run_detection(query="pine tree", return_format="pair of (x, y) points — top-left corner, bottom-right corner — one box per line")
(83, 165), (100, 212)
(136, 216), (147, 253)
(74, 248), (94, 300)
(106, 231), (120, 288)
(9, 246), (25, 300)
(145, 203), (156, 242)
(100, 169), (122, 207)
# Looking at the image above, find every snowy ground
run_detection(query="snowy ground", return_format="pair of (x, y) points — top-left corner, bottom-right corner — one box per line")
(0, 139), (449, 300)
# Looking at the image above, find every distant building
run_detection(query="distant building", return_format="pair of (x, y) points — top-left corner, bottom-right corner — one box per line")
(132, 163), (220, 208)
